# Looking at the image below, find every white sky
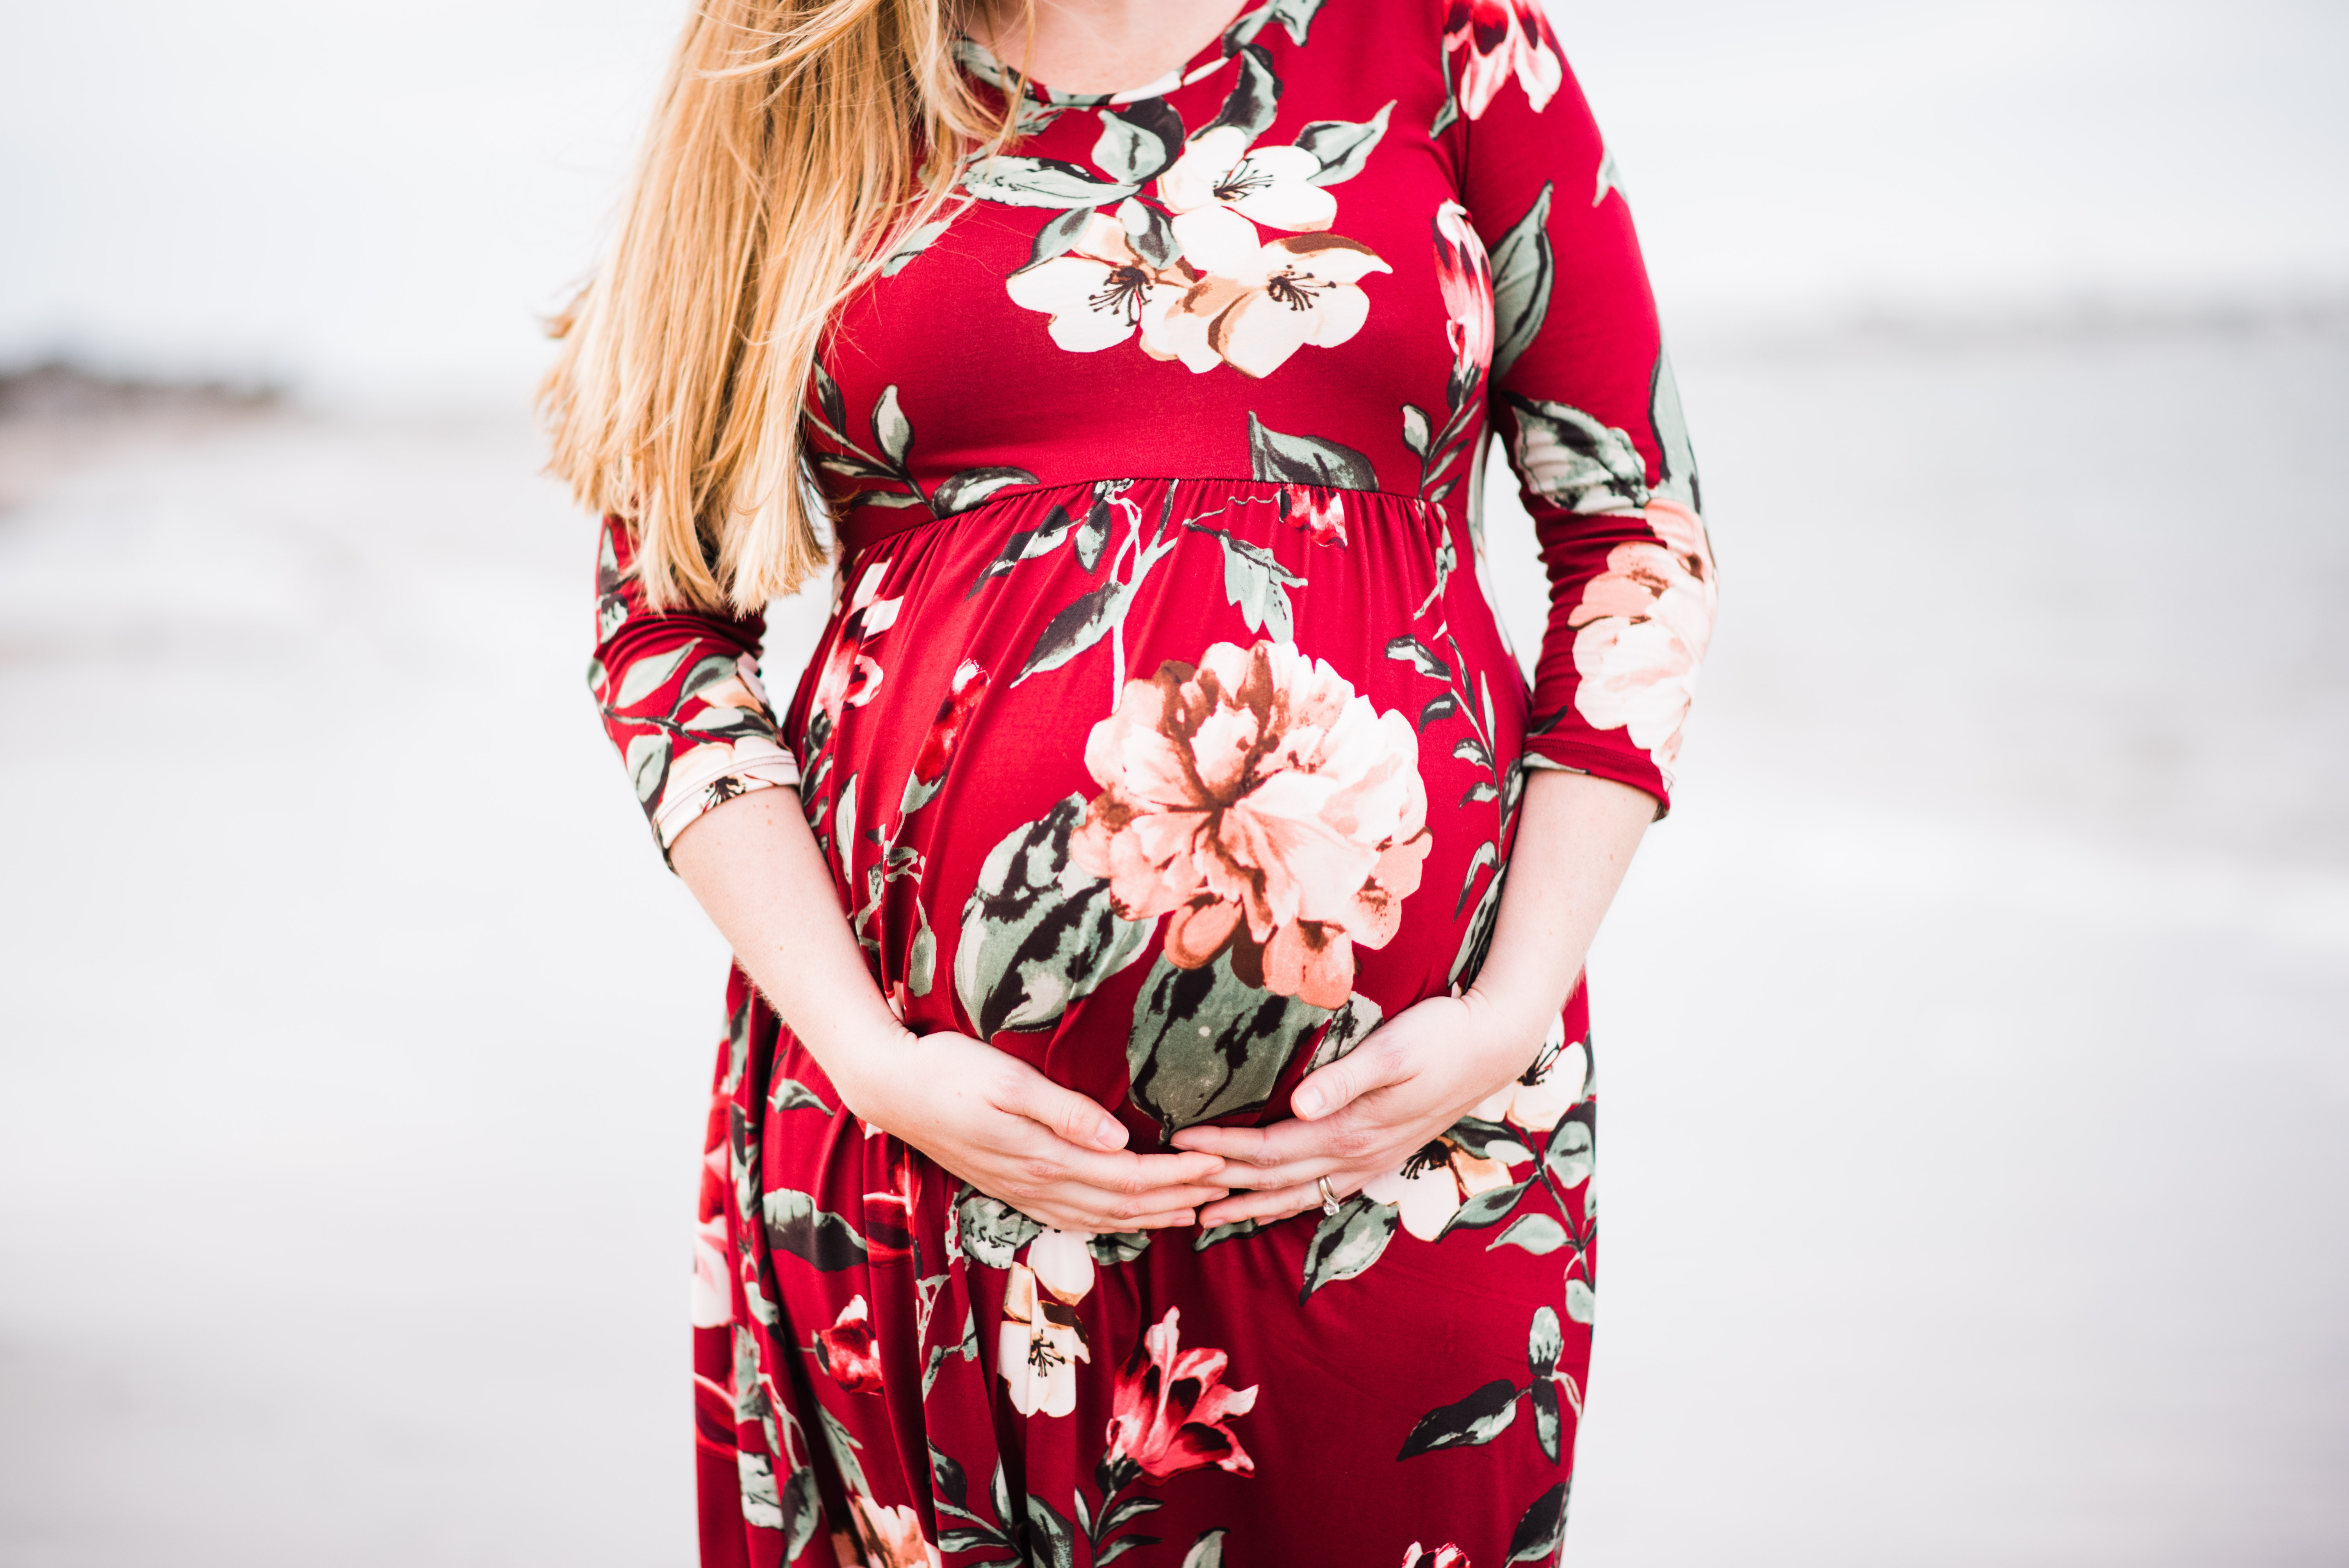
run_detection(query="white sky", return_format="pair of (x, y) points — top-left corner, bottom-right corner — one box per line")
(2, 0), (2344, 405)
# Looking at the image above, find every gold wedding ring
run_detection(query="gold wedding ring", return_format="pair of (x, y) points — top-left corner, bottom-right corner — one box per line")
(1316, 1176), (1342, 1216)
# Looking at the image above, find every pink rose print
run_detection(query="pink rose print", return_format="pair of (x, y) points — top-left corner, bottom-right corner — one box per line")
(1565, 496), (1716, 784)
(1431, 200), (1494, 402)
(1071, 640), (1431, 1010)
(908, 659), (988, 787)
(690, 1214), (731, 1330)
(813, 560), (902, 729)
(1107, 1307), (1259, 1480)
(1278, 484), (1348, 546)
(814, 1294), (886, 1395)
(1443, 0), (1565, 119)
(842, 1492), (942, 1568)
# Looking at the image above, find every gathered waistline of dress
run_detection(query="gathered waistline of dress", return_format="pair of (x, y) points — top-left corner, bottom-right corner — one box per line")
(837, 472), (1445, 553)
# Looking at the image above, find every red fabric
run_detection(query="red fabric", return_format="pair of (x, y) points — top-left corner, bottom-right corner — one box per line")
(597, 2), (1708, 1562)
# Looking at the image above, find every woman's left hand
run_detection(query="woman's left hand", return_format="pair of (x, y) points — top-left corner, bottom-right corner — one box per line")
(1168, 987), (1544, 1229)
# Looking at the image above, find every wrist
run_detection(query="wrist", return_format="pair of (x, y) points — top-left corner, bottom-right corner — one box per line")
(1457, 980), (1559, 1080)
(809, 1012), (921, 1126)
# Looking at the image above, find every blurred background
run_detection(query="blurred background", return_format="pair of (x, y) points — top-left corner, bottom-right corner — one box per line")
(2, 1), (2344, 1564)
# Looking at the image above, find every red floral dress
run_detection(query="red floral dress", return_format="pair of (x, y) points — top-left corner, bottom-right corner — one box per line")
(589, 3), (1713, 1564)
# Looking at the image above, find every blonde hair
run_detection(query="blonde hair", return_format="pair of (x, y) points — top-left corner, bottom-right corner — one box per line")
(539, 0), (1031, 612)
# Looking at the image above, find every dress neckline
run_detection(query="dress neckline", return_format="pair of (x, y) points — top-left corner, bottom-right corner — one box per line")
(958, 4), (1251, 107)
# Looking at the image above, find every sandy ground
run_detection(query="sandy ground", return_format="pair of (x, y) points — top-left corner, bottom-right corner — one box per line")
(1, 324), (2344, 1567)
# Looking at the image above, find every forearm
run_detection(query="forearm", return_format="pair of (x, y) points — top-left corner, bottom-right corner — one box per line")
(1462, 768), (1654, 1049)
(668, 786), (909, 1092)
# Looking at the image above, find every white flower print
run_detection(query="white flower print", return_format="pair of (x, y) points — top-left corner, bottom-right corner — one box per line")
(1469, 1016), (1588, 1133)
(997, 1260), (1091, 1417)
(1158, 124), (1337, 234)
(1146, 223), (1392, 378)
(1005, 213), (1187, 353)
(1361, 1136), (1517, 1242)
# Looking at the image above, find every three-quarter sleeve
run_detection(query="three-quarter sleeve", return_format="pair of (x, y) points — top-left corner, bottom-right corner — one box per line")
(588, 513), (800, 858)
(1449, 9), (1716, 813)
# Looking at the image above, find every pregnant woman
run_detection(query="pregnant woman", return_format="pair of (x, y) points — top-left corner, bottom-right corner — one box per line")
(543, 1), (1714, 1563)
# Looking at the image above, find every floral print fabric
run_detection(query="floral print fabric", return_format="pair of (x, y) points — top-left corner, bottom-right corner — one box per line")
(590, 2), (1707, 1564)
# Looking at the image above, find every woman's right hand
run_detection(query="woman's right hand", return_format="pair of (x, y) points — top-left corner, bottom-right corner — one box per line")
(834, 1026), (1230, 1234)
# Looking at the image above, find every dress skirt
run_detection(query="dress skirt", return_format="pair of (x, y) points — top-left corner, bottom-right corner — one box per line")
(689, 478), (1599, 1568)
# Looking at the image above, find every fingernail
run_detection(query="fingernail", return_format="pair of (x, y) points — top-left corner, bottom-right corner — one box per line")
(1095, 1118), (1123, 1148)
(1294, 1089), (1323, 1118)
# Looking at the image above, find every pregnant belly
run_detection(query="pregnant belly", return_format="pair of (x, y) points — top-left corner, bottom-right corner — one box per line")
(779, 477), (1528, 1142)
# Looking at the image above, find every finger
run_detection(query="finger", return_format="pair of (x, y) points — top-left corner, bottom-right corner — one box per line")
(1196, 1181), (1332, 1229)
(999, 1178), (1233, 1223)
(1045, 1146), (1229, 1193)
(995, 1067), (1128, 1151)
(1212, 1155), (1354, 1193)
(1174, 1112), (1377, 1173)
(1290, 1039), (1404, 1121)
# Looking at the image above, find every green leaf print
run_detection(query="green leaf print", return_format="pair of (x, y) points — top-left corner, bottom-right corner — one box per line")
(1386, 634), (1453, 683)
(1400, 402), (1433, 456)
(881, 214), (958, 277)
(969, 503), (1080, 597)
(1026, 205), (1097, 269)
(1023, 1492), (1077, 1568)
(1295, 101), (1394, 186)
(1566, 1276), (1597, 1325)
(737, 1451), (783, 1529)
(613, 643), (691, 708)
(1397, 1377), (1521, 1459)
(818, 1403), (868, 1497)
(964, 154), (1139, 210)
(767, 1077), (833, 1115)
(781, 1466), (820, 1556)
(1187, 523), (1305, 643)
(955, 795), (1153, 1039)
(1093, 98), (1185, 184)
(1117, 198), (1178, 269)
(955, 1187), (1044, 1269)
(1487, 1212), (1569, 1256)
(811, 360), (847, 432)
(624, 732), (670, 807)
(1451, 854), (1505, 989)
(1489, 183), (1555, 383)
(1221, 0), (1325, 50)
(1418, 692), (1459, 729)
(1198, 43), (1281, 142)
(1438, 1176), (1534, 1238)
(1180, 1529), (1230, 1568)
(1299, 1193), (1399, 1303)
(761, 1189), (869, 1272)
(1192, 1217), (1262, 1251)
(1650, 348), (1703, 513)
(1501, 392), (1651, 515)
(1127, 946), (1334, 1135)
(1012, 531), (1178, 682)
(930, 1445), (967, 1509)
(1527, 1304), (1563, 1378)
(1531, 1377), (1562, 1463)
(1304, 990), (1383, 1074)
(1248, 411), (1377, 492)
(1506, 1483), (1570, 1564)
(931, 465), (1040, 516)
(1544, 1108), (1595, 1190)
(871, 386), (914, 467)
(1086, 1231), (1153, 1265)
